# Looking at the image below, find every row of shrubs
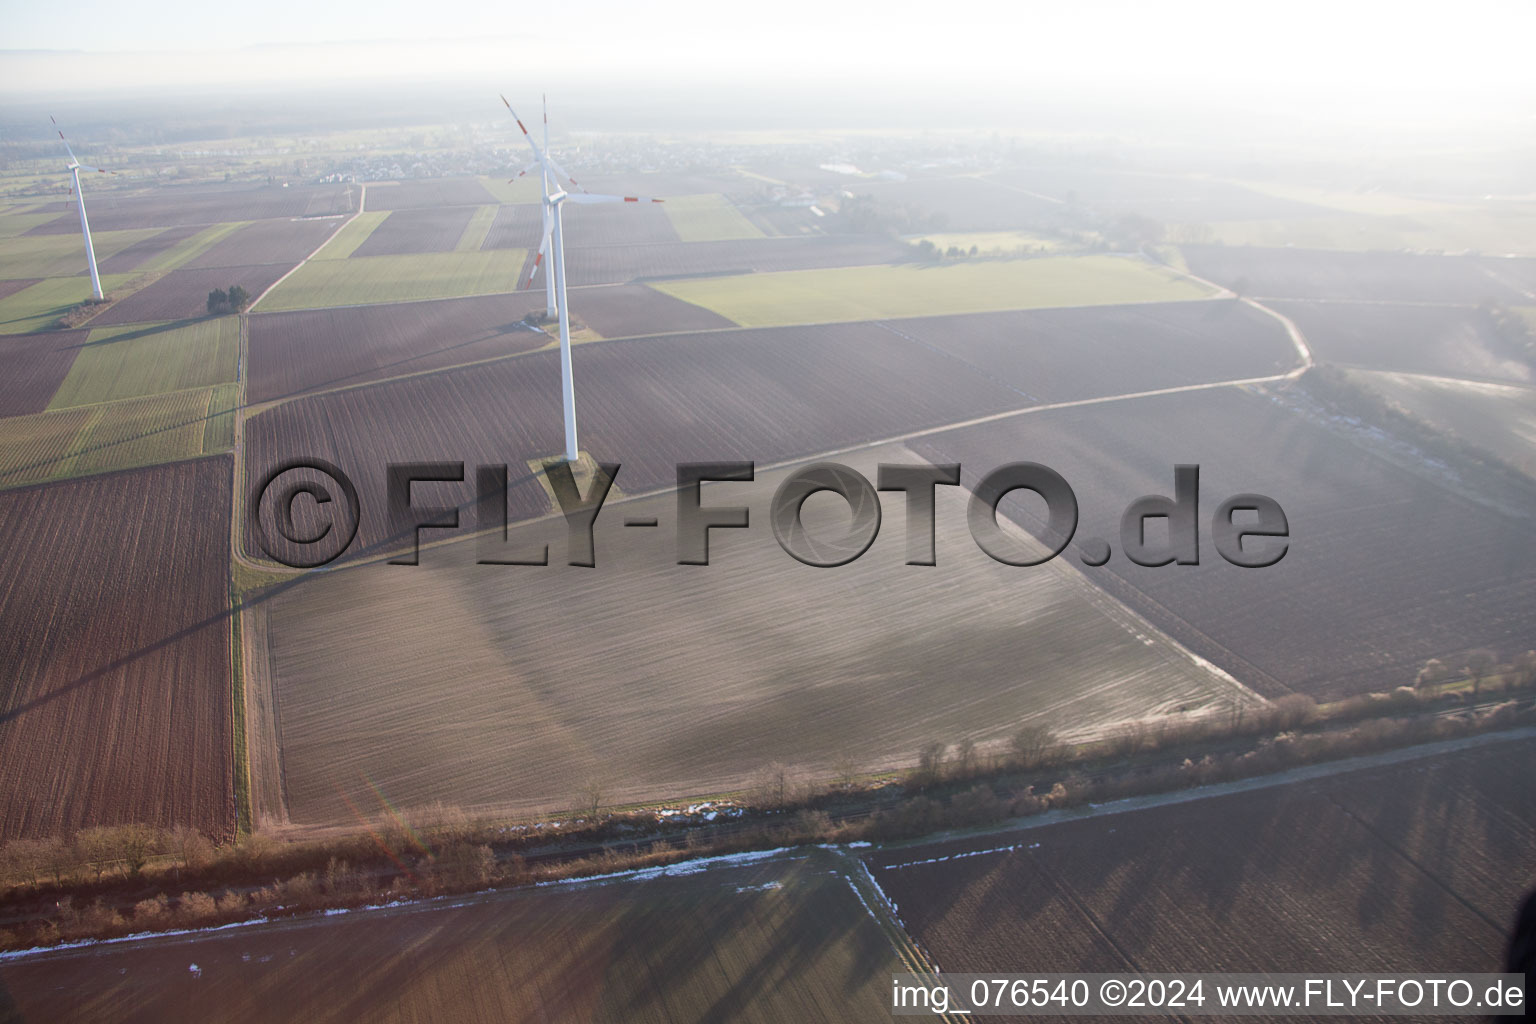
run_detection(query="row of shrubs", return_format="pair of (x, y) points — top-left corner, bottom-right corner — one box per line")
(1, 693), (1530, 952)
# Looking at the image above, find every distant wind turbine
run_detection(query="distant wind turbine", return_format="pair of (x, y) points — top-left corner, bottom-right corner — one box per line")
(51, 116), (114, 301)
(501, 94), (662, 463)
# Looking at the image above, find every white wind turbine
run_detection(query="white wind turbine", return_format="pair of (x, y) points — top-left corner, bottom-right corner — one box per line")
(51, 116), (114, 301)
(501, 95), (663, 463)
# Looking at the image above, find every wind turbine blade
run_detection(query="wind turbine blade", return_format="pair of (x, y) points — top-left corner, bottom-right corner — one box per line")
(542, 152), (587, 194)
(508, 159), (541, 182)
(50, 115), (81, 166)
(563, 192), (664, 204)
(524, 228), (553, 288)
(499, 95), (549, 166)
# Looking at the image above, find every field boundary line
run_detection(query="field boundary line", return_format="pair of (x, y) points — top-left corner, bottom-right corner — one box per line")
(250, 185), (366, 313)
(232, 369), (1297, 573)
(241, 293), (1236, 412)
(871, 726), (1536, 866)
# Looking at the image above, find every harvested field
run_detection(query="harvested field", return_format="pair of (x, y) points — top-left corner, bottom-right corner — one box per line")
(885, 299), (1298, 402)
(1271, 300), (1533, 383)
(475, 175), (546, 205)
(569, 283), (737, 336)
(652, 255), (1214, 326)
(0, 213), (62, 239)
(1346, 369), (1536, 478)
(95, 223), (208, 274)
(454, 205), (498, 251)
(90, 265), (291, 326)
(852, 175), (1070, 232)
(0, 279), (40, 301)
(478, 203), (543, 251)
(0, 330), (85, 416)
(908, 383), (1536, 698)
(362, 177), (498, 211)
(663, 193), (765, 242)
(240, 319), (1032, 559)
(1182, 245), (1527, 305)
(0, 856), (899, 1022)
(181, 217), (342, 269)
(577, 170), (757, 198)
(1, 386), (228, 489)
(1479, 256), (1536, 297)
(129, 222), (248, 275)
(351, 206), (479, 257)
(561, 201), (680, 246)
(742, 204), (827, 237)
(312, 211), (387, 260)
(245, 285), (734, 403)
(246, 292), (551, 403)
(0, 457), (234, 840)
(870, 737), (1533, 978)
(50, 317), (239, 407)
(559, 235), (910, 287)
(24, 184), (349, 232)
(252, 444), (1250, 825)
(256, 250), (526, 312)
(0, 228), (166, 280)
(991, 166), (1335, 222)
(0, 275), (135, 335)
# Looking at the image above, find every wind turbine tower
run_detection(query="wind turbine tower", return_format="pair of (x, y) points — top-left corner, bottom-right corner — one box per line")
(51, 116), (113, 301)
(501, 95), (663, 463)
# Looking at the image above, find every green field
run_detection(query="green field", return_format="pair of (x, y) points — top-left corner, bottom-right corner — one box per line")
(49, 317), (239, 408)
(0, 275), (137, 335)
(258, 248), (528, 310)
(311, 211), (388, 260)
(663, 193), (765, 242)
(477, 175), (546, 204)
(135, 221), (248, 274)
(0, 212), (64, 239)
(202, 381), (240, 452)
(0, 227), (165, 280)
(0, 386), (228, 488)
(652, 254), (1215, 326)
(456, 204), (500, 251)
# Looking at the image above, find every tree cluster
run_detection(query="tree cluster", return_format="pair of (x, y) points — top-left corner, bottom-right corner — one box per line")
(206, 284), (252, 315)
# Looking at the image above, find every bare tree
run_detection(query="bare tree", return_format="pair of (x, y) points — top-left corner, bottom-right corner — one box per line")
(578, 777), (605, 819)
(915, 742), (947, 786)
(954, 738), (979, 778)
(832, 752), (859, 790)
(760, 762), (792, 809)
(1009, 724), (1061, 770)
(38, 836), (78, 886)
(75, 827), (118, 882)
(1465, 649), (1498, 697)
(1415, 657), (1450, 693)
(0, 839), (44, 889)
(115, 825), (162, 877)
(166, 825), (213, 879)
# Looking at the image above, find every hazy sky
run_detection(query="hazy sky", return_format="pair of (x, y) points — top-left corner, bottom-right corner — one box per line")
(3, 0), (1534, 130)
